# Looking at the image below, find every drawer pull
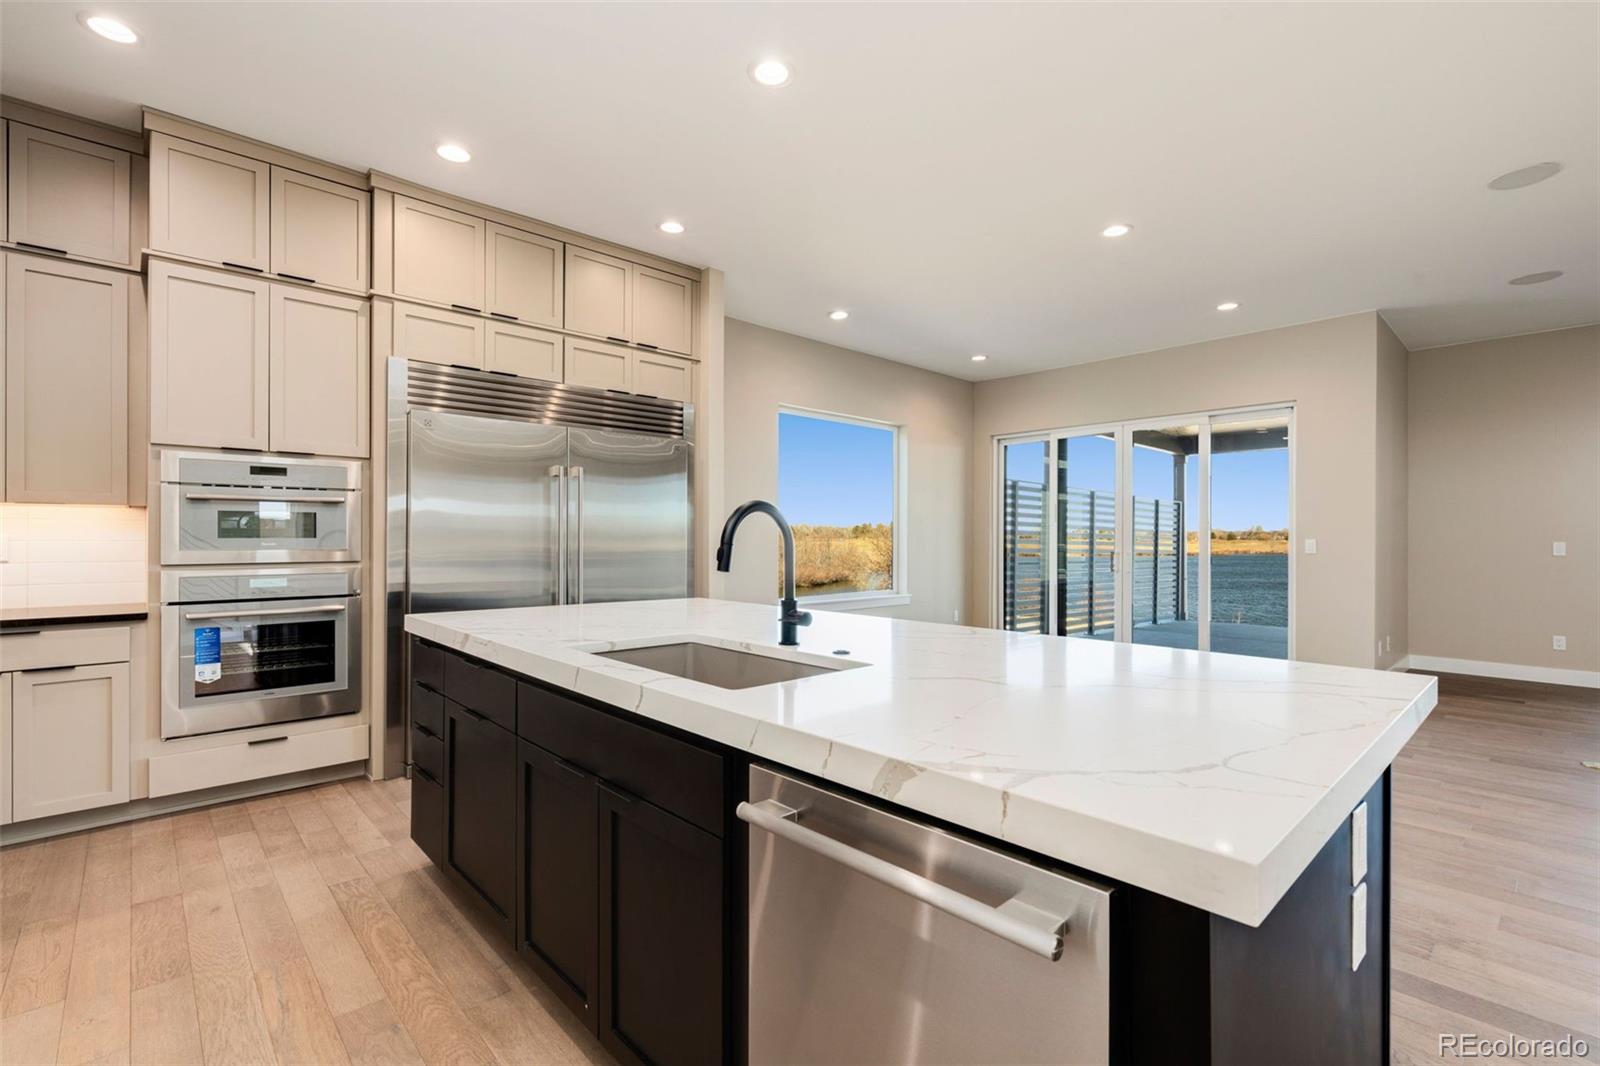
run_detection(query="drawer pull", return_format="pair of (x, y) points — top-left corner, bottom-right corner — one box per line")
(605, 336), (629, 344)
(451, 303), (481, 314)
(458, 705), (489, 724)
(599, 781), (638, 807)
(15, 241), (68, 256)
(222, 261), (266, 273)
(414, 765), (439, 785)
(21, 665), (78, 676)
(277, 272), (317, 284)
(636, 342), (659, 350)
(490, 311), (518, 320)
(552, 755), (587, 780)
(247, 735), (289, 746)
(414, 723), (438, 740)
(2, 629), (43, 636)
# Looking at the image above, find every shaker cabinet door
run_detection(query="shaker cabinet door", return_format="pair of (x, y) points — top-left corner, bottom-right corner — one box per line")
(443, 699), (516, 938)
(6, 123), (132, 266)
(149, 260), (270, 450)
(516, 740), (599, 1027)
(486, 224), (563, 327)
(563, 336), (632, 393)
(270, 167), (370, 292)
(392, 301), (485, 370)
(632, 351), (693, 403)
(392, 196), (485, 311)
(148, 133), (271, 271)
(563, 247), (631, 342)
(10, 663), (130, 822)
(487, 320), (562, 382)
(632, 266), (694, 356)
(597, 785), (725, 1066)
(4, 255), (129, 503)
(269, 285), (369, 457)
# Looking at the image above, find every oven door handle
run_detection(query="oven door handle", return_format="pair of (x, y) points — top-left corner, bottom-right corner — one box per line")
(184, 604), (347, 621)
(183, 492), (344, 504)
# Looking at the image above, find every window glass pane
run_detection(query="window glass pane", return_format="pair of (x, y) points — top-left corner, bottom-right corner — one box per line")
(778, 412), (896, 597)
(1057, 433), (1117, 639)
(1130, 424), (1200, 651)
(1000, 440), (1048, 632)
(1210, 413), (1290, 659)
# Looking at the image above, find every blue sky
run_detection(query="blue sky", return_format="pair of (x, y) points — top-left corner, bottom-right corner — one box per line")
(1004, 434), (1288, 531)
(778, 412), (895, 525)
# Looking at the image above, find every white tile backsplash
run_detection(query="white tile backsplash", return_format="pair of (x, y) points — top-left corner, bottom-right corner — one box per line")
(0, 503), (149, 609)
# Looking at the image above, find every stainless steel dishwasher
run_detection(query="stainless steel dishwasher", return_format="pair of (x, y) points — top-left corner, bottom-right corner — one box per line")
(742, 765), (1113, 1065)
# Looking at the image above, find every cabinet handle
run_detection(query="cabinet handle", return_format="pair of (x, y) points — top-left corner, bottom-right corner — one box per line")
(598, 781), (637, 807)
(636, 342), (659, 350)
(413, 765), (440, 785)
(489, 311), (518, 321)
(414, 723), (438, 740)
(458, 705), (489, 724)
(222, 261), (266, 273)
(247, 735), (289, 746)
(14, 241), (68, 256)
(1, 629), (43, 636)
(277, 272), (317, 284)
(605, 336), (629, 344)
(21, 665), (77, 675)
(451, 303), (482, 314)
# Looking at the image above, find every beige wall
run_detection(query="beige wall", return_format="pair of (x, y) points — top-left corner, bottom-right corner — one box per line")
(721, 318), (973, 624)
(1375, 317), (1409, 669)
(1408, 325), (1600, 677)
(971, 312), (1388, 668)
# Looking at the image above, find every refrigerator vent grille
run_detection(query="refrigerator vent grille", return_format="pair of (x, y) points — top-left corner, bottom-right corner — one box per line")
(405, 361), (688, 438)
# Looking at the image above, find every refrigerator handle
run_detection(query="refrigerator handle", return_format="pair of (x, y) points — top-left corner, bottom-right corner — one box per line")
(571, 465), (586, 604)
(550, 465), (567, 604)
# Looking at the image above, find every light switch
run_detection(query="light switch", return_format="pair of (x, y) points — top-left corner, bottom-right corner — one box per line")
(1351, 882), (1368, 971)
(1351, 803), (1368, 885)
(1553, 541), (1567, 557)
(1304, 538), (1318, 555)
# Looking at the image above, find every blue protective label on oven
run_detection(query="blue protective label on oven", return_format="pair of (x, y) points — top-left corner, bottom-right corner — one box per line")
(194, 627), (222, 685)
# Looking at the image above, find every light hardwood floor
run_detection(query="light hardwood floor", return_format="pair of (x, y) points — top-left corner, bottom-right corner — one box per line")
(0, 672), (1594, 1065)
(0, 776), (612, 1066)
(1391, 672), (1600, 1063)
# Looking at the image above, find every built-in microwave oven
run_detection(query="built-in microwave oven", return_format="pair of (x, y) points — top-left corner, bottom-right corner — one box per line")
(159, 449), (361, 566)
(159, 565), (362, 738)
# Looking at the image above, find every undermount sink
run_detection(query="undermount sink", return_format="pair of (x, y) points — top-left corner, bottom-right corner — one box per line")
(595, 641), (856, 689)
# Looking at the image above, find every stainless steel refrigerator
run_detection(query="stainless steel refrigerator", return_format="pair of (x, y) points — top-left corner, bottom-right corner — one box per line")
(384, 360), (693, 774)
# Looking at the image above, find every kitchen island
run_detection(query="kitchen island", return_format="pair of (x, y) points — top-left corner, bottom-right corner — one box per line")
(404, 598), (1436, 1065)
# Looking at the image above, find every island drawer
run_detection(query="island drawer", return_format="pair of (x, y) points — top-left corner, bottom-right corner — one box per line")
(412, 640), (445, 692)
(410, 768), (444, 866)
(411, 683), (445, 737)
(517, 679), (725, 837)
(412, 724), (444, 781)
(444, 650), (516, 732)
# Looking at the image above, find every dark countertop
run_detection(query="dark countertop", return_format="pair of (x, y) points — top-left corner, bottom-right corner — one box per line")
(0, 603), (151, 629)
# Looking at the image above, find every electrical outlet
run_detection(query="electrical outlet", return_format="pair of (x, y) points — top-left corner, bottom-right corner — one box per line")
(1385, 635), (1392, 653)
(1351, 803), (1368, 885)
(1553, 541), (1568, 557)
(1351, 883), (1368, 971)
(1553, 635), (1567, 652)
(1377, 639), (1384, 659)
(1304, 538), (1318, 555)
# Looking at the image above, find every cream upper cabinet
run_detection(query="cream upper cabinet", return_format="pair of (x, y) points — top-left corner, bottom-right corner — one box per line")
(149, 260), (270, 450)
(563, 336), (632, 393)
(633, 266), (694, 356)
(564, 246), (632, 342)
(633, 349), (694, 403)
(270, 286), (369, 458)
(10, 662), (130, 821)
(6, 123), (132, 266)
(270, 167), (369, 292)
(392, 196), (485, 311)
(486, 224), (562, 327)
(5, 254), (129, 504)
(149, 133), (271, 271)
(487, 320), (562, 382)
(393, 300), (485, 369)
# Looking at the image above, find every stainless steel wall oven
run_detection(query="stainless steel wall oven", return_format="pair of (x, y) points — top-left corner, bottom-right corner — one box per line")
(160, 449), (361, 565)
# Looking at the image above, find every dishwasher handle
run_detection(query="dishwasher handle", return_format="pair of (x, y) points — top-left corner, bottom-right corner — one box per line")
(737, 798), (1068, 961)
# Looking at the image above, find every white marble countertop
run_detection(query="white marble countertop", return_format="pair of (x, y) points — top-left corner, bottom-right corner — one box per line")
(405, 598), (1436, 926)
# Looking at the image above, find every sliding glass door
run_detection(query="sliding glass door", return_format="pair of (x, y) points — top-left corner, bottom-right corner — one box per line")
(997, 406), (1293, 659)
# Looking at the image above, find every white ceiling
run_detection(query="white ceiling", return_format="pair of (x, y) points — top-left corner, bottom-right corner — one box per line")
(3, 2), (1596, 380)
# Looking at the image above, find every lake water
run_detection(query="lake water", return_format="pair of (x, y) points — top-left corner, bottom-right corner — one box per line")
(1188, 554), (1288, 626)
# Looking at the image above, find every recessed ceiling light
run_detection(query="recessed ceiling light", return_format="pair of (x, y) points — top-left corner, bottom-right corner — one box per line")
(1488, 162), (1562, 191)
(1101, 223), (1132, 238)
(1508, 270), (1564, 285)
(658, 220), (685, 235)
(971, 354), (988, 362)
(1216, 301), (1240, 312)
(828, 309), (849, 321)
(78, 13), (138, 43)
(750, 58), (792, 87)
(435, 143), (471, 164)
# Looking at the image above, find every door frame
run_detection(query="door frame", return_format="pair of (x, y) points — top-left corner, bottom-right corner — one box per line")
(992, 402), (1295, 658)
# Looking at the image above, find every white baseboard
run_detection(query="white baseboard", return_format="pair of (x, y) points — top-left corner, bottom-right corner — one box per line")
(1387, 655), (1412, 672)
(1405, 654), (1600, 689)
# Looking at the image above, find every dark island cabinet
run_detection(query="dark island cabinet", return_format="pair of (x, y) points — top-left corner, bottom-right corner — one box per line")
(408, 638), (737, 1066)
